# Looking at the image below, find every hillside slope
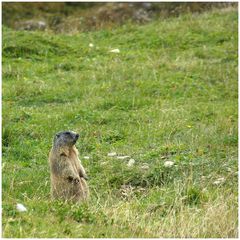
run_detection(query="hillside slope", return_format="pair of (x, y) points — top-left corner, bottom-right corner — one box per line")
(2, 8), (238, 238)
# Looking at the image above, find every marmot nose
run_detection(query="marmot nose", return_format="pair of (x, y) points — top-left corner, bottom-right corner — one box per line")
(75, 134), (79, 139)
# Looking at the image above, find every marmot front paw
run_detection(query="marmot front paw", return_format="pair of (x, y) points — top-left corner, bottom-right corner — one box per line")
(67, 176), (80, 184)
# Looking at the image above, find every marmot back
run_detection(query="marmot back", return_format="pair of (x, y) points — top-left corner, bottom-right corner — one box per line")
(49, 131), (89, 202)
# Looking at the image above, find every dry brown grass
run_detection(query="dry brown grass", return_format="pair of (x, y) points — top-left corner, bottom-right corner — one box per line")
(104, 189), (238, 238)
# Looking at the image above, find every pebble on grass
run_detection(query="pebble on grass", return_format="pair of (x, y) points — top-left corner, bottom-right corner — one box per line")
(127, 158), (135, 167)
(109, 49), (120, 53)
(16, 203), (27, 212)
(164, 161), (174, 168)
(117, 156), (130, 160)
(108, 152), (117, 157)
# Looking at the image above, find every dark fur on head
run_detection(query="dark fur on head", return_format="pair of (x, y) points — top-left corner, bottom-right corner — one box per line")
(53, 131), (79, 148)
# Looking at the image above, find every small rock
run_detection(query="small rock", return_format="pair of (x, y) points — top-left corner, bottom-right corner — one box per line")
(127, 158), (135, 167)
(117, 156), (130, 160)
(17, 20), (47, 31)
(16, 203), (27, 212)
(89, 43), (94, 48)
(142, 3), (152, 9)
(109, 49), (120, 53)
(164, 161), (174, 168)
(133, 9), (151, 23)
(108, 152), (117, 157)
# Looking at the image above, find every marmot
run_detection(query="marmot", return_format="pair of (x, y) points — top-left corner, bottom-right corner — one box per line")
(49, 131), (89, 202)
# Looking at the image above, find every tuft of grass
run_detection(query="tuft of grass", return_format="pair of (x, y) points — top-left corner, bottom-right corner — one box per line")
(2, 8), (238, 238)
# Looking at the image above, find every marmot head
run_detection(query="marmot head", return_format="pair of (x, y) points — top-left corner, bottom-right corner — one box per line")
(53, 131), (79, 148)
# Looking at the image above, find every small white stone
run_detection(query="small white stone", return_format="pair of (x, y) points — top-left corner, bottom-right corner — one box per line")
(16, 203), (27, 212)
(127, 159), (135, 167)
(108, 152), (117, 157)
(117, 156), (130, 160)
(89, 43), (94, 48)
(83, 156), (90, 160)
(164, 161), (174, 168)
(109, 48), (120, 53)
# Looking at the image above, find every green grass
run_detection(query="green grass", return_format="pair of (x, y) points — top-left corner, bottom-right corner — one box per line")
(2, 7), (238, 238)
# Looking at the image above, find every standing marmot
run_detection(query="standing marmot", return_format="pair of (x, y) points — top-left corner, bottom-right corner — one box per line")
(49, 131), (89, 202)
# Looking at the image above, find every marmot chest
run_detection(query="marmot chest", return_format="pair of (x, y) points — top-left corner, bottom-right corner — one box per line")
(69, 148), (81, 171)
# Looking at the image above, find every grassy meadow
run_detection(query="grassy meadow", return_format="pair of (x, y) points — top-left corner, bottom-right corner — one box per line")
(2, 7), (238, 238)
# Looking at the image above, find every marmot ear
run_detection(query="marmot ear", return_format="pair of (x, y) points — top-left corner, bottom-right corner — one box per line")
(56, 133), (60, 138)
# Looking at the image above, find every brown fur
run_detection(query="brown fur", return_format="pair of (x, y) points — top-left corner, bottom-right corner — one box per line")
(49, 144), (89, 202)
